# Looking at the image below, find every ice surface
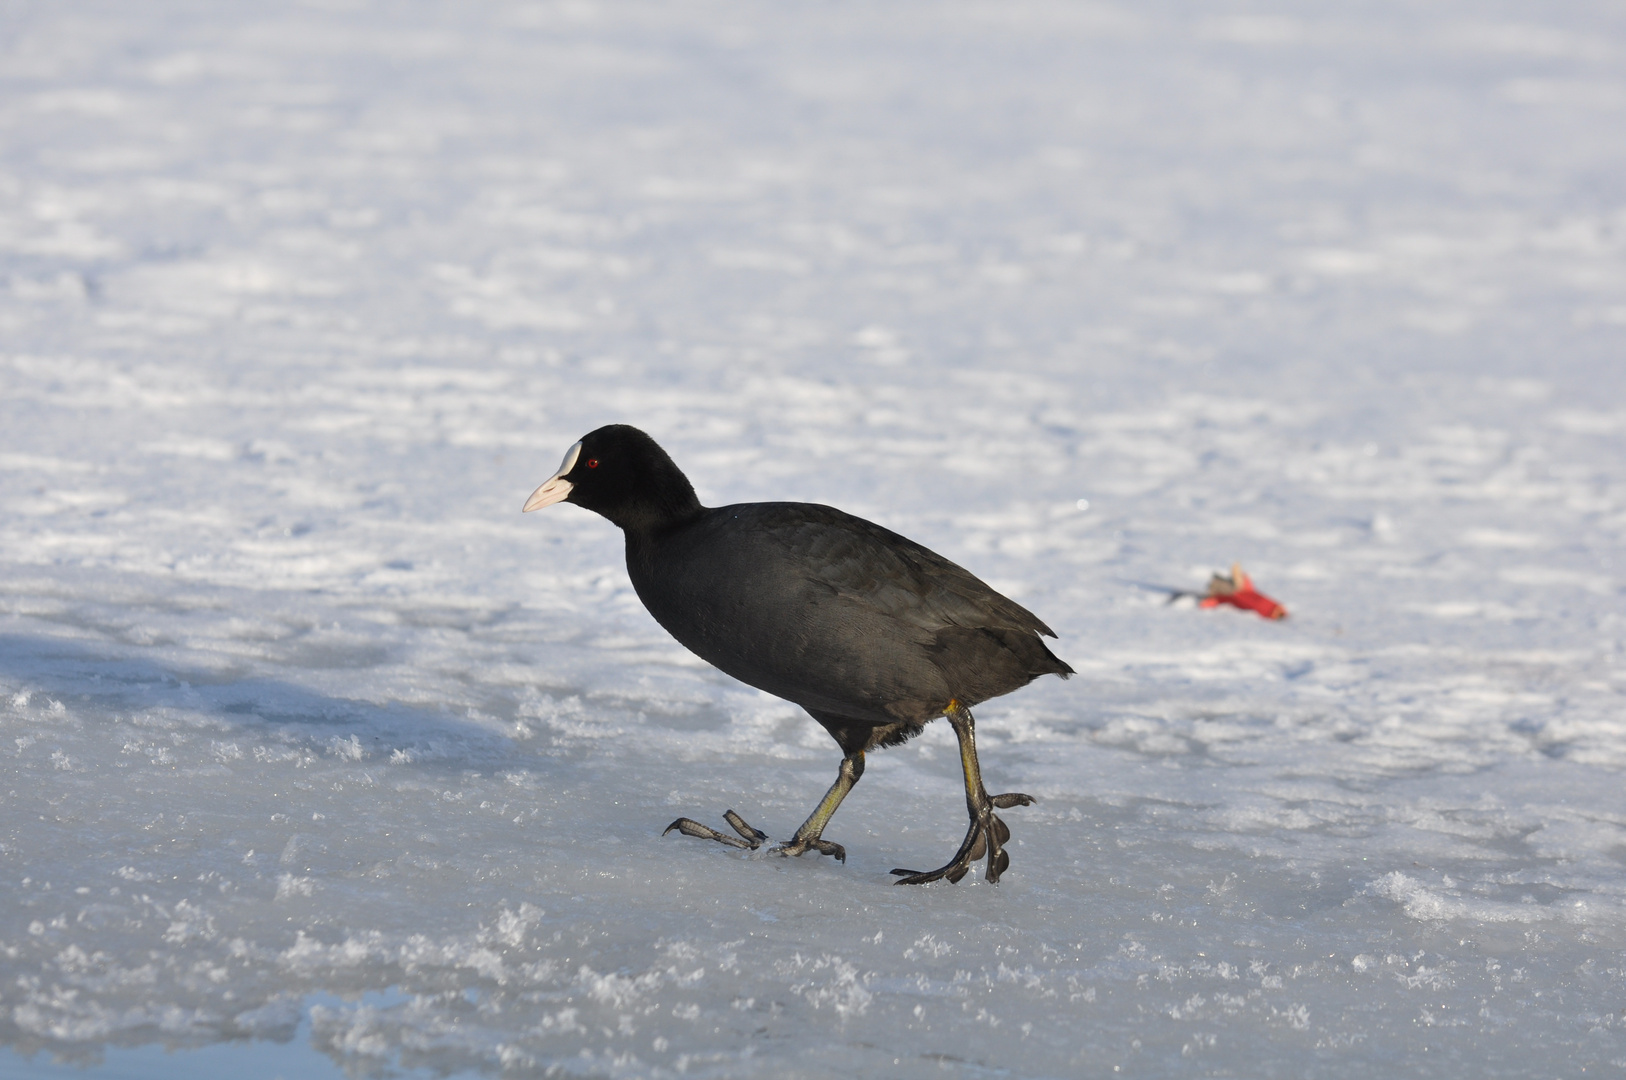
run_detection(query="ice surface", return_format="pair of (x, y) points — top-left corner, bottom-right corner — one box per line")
(2, 1), (1625, 1076)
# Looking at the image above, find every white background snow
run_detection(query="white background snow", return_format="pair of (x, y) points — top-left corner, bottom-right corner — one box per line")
(2, 1), (1625, 1076)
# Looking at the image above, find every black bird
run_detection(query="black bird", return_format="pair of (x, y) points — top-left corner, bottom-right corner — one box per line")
(523, 425), (1072, 884)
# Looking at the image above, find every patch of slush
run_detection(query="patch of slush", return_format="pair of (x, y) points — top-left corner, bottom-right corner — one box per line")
(0, 994), (405, 1080)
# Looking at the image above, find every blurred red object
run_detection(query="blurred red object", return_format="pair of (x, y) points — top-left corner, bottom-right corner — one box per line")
(1200, 563), (1287, 620)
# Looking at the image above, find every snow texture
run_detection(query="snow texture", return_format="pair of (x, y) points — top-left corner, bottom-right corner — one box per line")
(2, 1), (1625, 1076)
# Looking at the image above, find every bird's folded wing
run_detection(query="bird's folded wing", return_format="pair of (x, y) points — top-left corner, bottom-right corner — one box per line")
(744, 504), (1059, 639)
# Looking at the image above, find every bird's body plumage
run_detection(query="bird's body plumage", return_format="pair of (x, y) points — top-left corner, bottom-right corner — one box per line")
(627, 501), (1069, 750)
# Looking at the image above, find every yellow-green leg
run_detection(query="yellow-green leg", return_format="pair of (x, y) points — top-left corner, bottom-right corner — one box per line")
(891, 700), (1033, 885)
(771, 751), (864, 862)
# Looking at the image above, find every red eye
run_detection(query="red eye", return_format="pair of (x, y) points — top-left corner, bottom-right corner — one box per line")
(586, 458), (599, 468)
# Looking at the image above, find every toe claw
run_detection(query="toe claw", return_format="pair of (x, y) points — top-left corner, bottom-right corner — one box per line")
(664, 816), (706, 838)
(813, 840), (846, 863)
(991, 792), (1034, 809)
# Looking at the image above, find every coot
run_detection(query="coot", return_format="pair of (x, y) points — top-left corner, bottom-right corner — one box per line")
(523, 425), (1072, 884)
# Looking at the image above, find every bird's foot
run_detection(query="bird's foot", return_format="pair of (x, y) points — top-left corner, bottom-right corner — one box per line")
(890, 791), (1034, 885)
(662, 811), (847, 863)
(663, 809), (768, 850)
(769, 836), (846, 863)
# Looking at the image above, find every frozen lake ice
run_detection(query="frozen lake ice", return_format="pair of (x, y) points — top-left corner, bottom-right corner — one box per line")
(2, 1), (1624, 1076)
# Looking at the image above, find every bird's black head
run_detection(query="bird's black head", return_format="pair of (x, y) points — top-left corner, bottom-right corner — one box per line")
(522, 424), (702, 533)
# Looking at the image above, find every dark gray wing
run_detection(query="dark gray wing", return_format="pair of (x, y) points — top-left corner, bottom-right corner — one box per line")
(738, 503), (1059, 639)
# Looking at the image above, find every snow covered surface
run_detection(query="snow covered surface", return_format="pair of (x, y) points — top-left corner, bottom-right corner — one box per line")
(3, 1), (1625, 1076)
